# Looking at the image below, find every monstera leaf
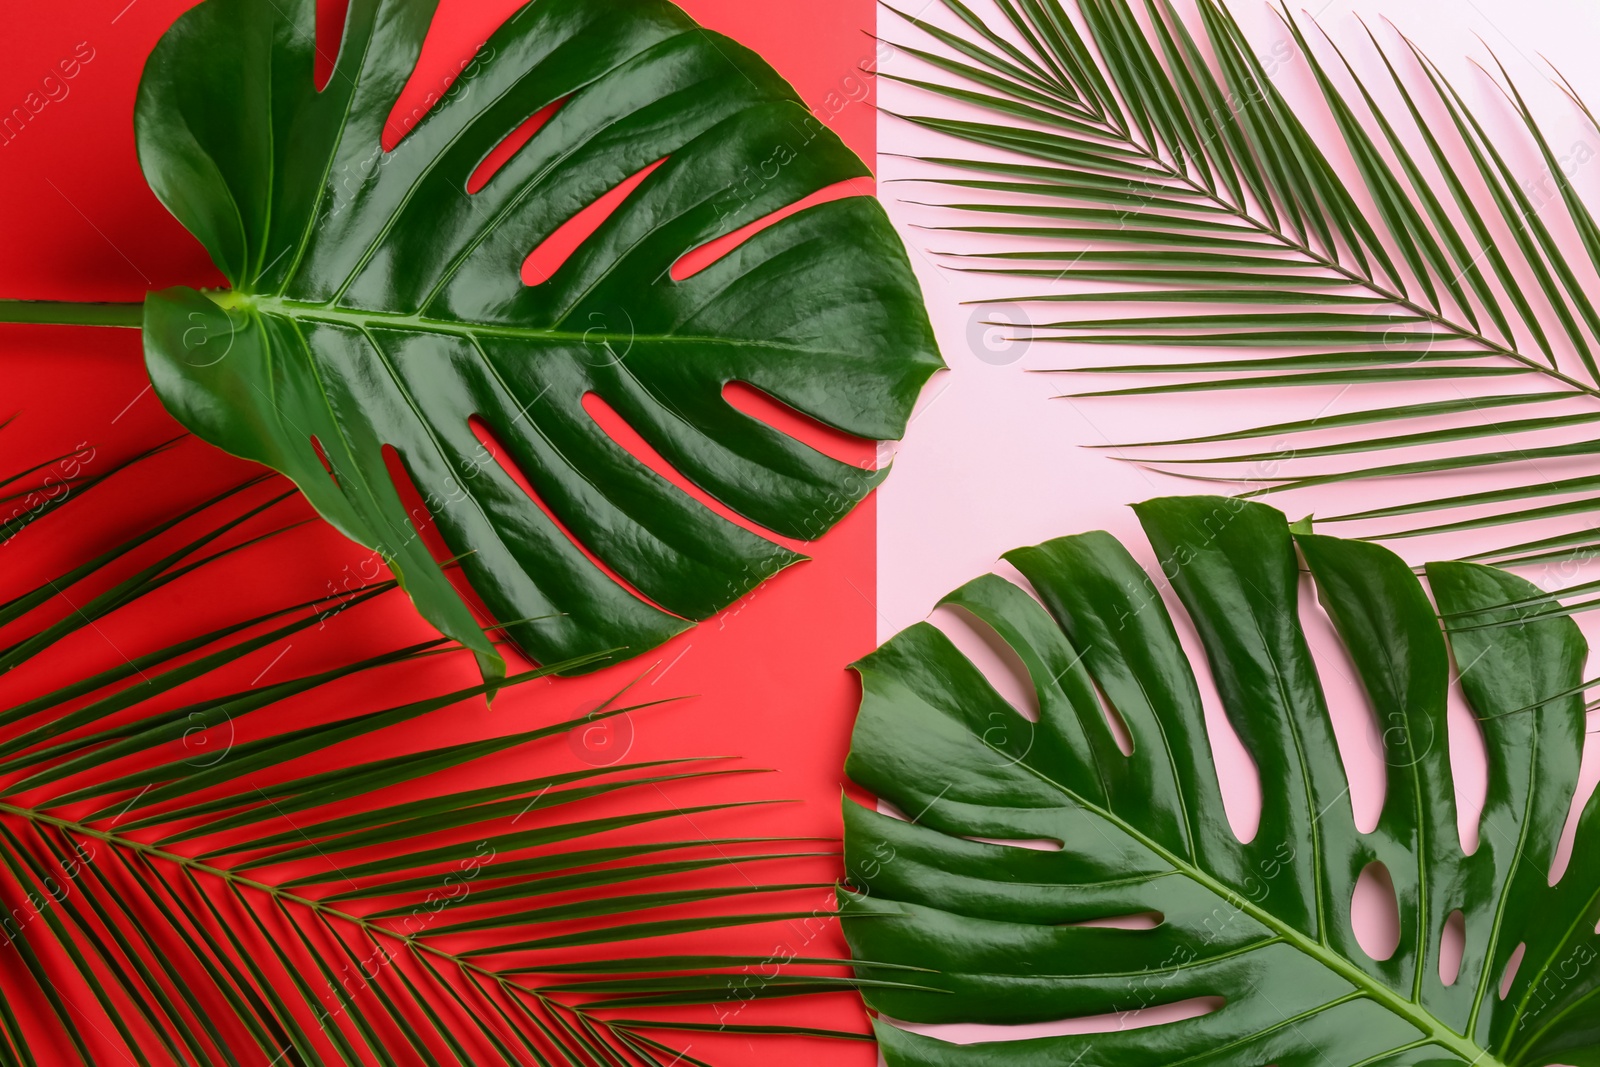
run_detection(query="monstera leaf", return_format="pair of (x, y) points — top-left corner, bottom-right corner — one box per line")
(843, 496), (1600, 1066)
(132, 0), (941, 680)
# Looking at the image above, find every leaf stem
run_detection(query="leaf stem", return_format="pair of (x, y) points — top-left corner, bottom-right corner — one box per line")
(0, 300), (145, 329)
(1122, 137), (1600, 402)
(0, 799), (639, 1050)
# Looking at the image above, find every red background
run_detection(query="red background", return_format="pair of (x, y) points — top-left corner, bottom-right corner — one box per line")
(0, 1), (884, 1062)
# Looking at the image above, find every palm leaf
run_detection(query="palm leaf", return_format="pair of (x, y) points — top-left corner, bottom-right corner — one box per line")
(0, 446), (901, 1064)
(843, 494), (1600, 1066)
(887, 0), (1600, 574)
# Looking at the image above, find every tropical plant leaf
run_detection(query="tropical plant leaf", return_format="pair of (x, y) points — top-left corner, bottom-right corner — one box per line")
(887, 0), (1600, 573)
(842, 495), (1600, 1066)
(126, 0), (941, 682)
(0, 445), (888, 1065)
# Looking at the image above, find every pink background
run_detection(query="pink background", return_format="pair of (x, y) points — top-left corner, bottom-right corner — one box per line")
(875, 0), (1600, 1050)
(3, 0), (1598, 1059)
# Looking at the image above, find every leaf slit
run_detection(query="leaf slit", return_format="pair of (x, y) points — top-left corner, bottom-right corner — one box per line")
(465, 416), (681, 621)
(720, 382), (870, 468)
(521, 159), (667, 287)
(578, 392), (791, 545)
(313, 0), (352, 93)
(671, 179), (870, 281)
(467, 97), (566, 196)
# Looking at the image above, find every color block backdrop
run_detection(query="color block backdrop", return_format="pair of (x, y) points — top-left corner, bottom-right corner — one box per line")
(0, 1), (884, 1062)
(875, 0), (1600, 1050)
(14, 0), (1600, 1061)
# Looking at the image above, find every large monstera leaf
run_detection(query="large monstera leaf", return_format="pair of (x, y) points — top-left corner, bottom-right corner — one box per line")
(135, 0), (941, 680)
(843, 496), (1600, 1066)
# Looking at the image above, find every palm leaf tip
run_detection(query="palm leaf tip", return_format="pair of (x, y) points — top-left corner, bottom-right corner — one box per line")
(885, 0), (1600, 578)
(0, 444), (868, 1065)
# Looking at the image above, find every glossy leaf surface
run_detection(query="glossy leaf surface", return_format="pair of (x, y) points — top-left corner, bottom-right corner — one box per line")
(135, 0), (941, 679)
(844, 496), (1600, 1066)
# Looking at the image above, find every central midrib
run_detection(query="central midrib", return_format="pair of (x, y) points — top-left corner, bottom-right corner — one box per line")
(941, 78), (1600, 405)
(971, 731), (1510, 1066)
(213, 291), (819, 353)
(0, 799), (624, 1039)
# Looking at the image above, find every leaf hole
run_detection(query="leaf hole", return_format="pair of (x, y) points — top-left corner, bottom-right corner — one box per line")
(670, 178), (871, 281)
(465, 416), (675, 618)
(721, 381), (871, 467)
(314, 0), (351, 92)
(1352, 861), (1400, 962)
(1439, 910), (1465, 986)
(1499, 941), (1527, 1000)
(578, 392), (790, 544)
(929, 603), (1039, 724)
(520, 158), (666, 286)
(466, 97), (565, 195)
(1448, 686), (1489, 855)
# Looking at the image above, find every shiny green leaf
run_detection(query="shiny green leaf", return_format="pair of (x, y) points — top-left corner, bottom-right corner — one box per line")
(844, 496), (1599, 1066)
(137, 0), (941, 680)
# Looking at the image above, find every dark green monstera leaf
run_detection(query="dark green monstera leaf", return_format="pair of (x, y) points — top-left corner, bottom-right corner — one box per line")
(134, 0), (941, 680)
(843, 496), (1600, 1066)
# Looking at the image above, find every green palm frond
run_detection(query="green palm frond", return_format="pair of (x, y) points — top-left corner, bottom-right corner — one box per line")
(0, 446), (899, 1064)
(886, 0), (1600, 572)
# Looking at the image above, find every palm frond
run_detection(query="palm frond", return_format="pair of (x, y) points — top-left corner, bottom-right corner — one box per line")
(0, 445), (896, 1064)
(887, 0), (1600, 574)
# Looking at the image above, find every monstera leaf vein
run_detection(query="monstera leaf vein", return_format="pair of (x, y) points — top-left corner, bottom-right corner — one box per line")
(135, 0), (941, 681)
(843, 496), (1599, 1066)
(912, 706), (1479, 1053)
